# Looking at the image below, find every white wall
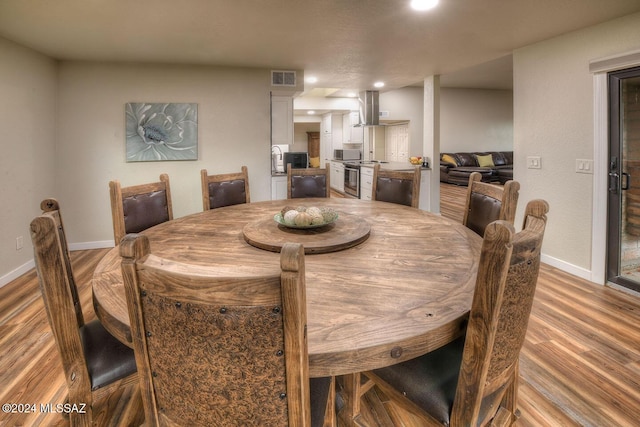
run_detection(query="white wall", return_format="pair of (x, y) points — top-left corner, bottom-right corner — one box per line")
(381, 86), (513, 156)
(513, 12), (640, 276)
(440, 88), (513, 152)
(0, 37), (57, 285)
(380, 87), (424, 157)
(56, 62), (273, 247)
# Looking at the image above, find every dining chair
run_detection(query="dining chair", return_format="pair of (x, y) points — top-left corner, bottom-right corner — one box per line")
(120, 234), (335, 427)
(287, 163), (331, 198)
(371, 164), (421, 208)
(109, 173), (173, 245)
(200, 166), (250, 210)
(463, 171), (520, 237)
(30, 198), (141, 427)
(358, 199), (549, 426)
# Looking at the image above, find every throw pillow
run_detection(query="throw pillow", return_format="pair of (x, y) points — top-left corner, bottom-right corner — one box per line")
(476, 154), (495, 168)
(441, 154), (458, 166)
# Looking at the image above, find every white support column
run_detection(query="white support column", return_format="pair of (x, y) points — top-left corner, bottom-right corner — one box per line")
(423, 75), (441, 213)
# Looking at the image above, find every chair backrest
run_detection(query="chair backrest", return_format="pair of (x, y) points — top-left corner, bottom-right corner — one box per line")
(30, 199), (94, 416)
(31, 198), (140, 425)
(371, 164), (421, 208)
(120, 234), (312, 426)
(462, 172), (520, 237)
(109, 173), (173, 244)
(451, 199), (549, 425)
(287, 163), (330, 199)
(201, 166), (250, 210)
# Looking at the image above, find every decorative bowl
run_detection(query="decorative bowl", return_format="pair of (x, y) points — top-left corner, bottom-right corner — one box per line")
(274, 207), (338, 229)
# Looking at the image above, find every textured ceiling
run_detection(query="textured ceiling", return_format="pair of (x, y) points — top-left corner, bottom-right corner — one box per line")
(1, 0), (639, 92)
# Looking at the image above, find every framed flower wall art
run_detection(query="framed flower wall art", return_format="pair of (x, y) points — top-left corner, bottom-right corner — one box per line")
(125, 102), (198, 162)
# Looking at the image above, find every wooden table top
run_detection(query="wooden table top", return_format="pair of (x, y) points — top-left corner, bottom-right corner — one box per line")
(92, 198), (482, 378)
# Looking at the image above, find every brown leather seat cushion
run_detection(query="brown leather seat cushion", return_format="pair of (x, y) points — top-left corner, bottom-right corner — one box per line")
(310, 376), (331, 427)
(466, 192), (502, 236)
(372, 337), (464, 425)
(375, 177), (415, 207)
(80, 319), (137, 390)
(123, 190), (170, 233)
(291, 175), (327, 198)
(208, 180), (247, 209)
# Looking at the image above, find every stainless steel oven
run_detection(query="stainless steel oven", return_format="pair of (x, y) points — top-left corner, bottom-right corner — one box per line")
(344, 163), (360, 198)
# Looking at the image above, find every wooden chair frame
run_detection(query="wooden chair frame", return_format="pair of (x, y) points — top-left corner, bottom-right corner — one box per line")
(30, 199), (140, 427)
(371, 164), (421, 208)
(462, 171), (520, 236)
(120, 235), (332, 426)
(109, 173), (173, 245)
(353, 199), (549, 426)
(200, 166), (250, 210)
(287, 163), (331, 199)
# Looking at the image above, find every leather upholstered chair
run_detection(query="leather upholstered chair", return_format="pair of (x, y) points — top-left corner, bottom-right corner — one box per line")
(463, 171), (520, 237)
(360, 199), (549, 426)
(120, 235), (335, 427)
(200, 166), (250, 210)
(372, 164), (421, 208)
(30, 199), (140, 427)
(287, 163), (331, 199)
(109, 173), (173, 245)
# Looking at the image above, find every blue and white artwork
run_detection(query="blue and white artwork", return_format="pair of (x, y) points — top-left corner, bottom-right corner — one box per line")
(125, 102), (198, 162)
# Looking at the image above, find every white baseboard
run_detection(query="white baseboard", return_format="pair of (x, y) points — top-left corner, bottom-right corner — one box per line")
(68, 240), (115, 251)
(541, 253), (596, 284)
(0, 240), (115, 289)
(0, 260), (36, 288)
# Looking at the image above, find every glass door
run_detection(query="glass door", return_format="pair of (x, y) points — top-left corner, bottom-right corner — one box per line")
(607, 66), (640, 292)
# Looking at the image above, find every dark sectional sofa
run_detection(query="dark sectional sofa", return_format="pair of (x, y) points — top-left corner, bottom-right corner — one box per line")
(440, 151), (513, 185)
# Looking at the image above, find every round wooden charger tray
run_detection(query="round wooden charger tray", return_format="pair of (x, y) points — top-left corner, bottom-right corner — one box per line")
(243, 211), (371, 254)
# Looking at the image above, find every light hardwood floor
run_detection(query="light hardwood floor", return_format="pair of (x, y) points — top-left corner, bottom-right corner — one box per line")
(1, 184), (640, 426)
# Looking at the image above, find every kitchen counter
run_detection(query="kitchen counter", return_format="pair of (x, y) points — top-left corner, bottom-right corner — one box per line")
(359, 161), (430, 171)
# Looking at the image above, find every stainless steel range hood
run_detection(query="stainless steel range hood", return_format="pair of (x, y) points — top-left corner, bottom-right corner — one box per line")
(358, 90), (379, 126)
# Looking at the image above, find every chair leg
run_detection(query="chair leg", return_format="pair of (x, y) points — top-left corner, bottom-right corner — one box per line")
(339, 373), (377, 423)
(323, 377), (337, 427)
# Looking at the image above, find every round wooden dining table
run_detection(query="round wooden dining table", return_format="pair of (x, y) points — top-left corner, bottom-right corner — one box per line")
(92, 198), (482, 378)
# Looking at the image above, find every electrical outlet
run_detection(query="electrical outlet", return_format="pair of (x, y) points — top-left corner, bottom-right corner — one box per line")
(576, 159), (594, 174)
(527, 156), (542, 169)
(16, 236), (23, 251)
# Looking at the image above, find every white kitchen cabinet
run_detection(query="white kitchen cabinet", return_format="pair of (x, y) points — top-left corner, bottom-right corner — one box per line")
(330, 161), (345, 193)
(271, 176), (287, 200)
(342, 111), (364, 145)
(271, 95), (293, 146)
(349, 111), (363, 144)
(321, 113), (344, 157)
(360, 166), (374, 200)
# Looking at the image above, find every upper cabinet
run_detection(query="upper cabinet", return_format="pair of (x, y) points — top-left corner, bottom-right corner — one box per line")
(321, 113), (344, 159)
(342, 111), (363, 144)
(271, 95), (293, 146)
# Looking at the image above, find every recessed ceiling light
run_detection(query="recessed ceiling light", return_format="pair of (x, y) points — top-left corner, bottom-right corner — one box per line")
(347, 92), (357, 98)
(305, 76), (318, 83)
(307, 110), (316, 115)
(410, 0), (439, 11)
(374, 81), (385, 88)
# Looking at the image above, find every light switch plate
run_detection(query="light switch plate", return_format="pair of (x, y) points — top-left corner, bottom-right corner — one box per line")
(576, 159), (594, 174)
(527, 156), (541, 169)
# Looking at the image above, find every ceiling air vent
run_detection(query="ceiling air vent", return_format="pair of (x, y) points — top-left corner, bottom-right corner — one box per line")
(271, 70), (296, 87)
